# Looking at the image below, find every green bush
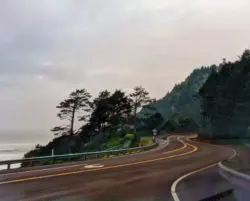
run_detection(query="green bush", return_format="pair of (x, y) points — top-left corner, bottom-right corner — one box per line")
(125, 133), (135, 140)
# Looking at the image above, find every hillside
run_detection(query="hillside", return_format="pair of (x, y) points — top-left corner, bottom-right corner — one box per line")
(199, 50), (250, 138)
(22, 132), (137, 167)
(139, 66), (215, 131)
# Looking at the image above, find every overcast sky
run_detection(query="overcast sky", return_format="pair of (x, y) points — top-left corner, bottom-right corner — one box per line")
(1, 0), (250, 132)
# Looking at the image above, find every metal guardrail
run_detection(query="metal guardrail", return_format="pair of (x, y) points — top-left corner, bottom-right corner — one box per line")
(219, 162), (250, 201)
(219, 161), (250, 182)
(0, 143), (158, 170)
(218, 149), (250, 201)
(218, 149), (246, 180)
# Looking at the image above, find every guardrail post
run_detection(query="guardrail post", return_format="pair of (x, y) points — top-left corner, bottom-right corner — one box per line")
(51, 149), (55, 164)
(7, 163), (10, 170)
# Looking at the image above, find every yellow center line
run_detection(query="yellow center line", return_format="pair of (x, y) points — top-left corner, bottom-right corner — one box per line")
(162, 143), (187, 154)
(0, 139), (198, 185)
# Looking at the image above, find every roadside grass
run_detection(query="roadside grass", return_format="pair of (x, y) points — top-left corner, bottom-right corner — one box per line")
(140, 137), (154, 146)
(22, 133), (152, 168)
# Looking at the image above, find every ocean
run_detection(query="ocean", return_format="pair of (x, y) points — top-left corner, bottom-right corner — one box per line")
(0, 130), (51, 170)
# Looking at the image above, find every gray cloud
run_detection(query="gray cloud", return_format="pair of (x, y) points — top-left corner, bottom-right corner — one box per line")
(0, 0), (250, 131)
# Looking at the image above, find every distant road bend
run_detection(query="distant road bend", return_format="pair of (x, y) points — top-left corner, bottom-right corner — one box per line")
(0, 135), (235, 201)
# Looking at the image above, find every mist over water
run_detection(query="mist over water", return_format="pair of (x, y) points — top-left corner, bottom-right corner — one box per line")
(0, 130), (52, 161)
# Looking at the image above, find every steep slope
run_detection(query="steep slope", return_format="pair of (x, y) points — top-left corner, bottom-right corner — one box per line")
(199, 50), (250, 138)
(139, 66), (215, 131)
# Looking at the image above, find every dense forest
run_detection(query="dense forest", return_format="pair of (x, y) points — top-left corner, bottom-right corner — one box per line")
(139, 66), (215, 133)
(199, 50), (250, 139)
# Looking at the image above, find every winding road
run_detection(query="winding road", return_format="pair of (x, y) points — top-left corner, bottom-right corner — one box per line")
(0, 135), (235, 201)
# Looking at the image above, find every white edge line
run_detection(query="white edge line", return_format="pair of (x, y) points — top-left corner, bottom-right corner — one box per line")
(171, 138), (237, 201)
(170, 136), (196, 201)
(0, 163), (86, 177)
(218, 161), (250, 180)
(171, 164), (217, 201)
(219, 148), (250, 181)
(228, 148), (237, 160)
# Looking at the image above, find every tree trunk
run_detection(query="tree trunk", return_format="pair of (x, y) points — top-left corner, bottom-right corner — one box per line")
(133, 95), (138, 134)
(70, 106), (76, 135)
(134, 104), (137, 134)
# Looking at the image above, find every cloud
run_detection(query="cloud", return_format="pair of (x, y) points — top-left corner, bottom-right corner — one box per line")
(0, 0), (250, 131)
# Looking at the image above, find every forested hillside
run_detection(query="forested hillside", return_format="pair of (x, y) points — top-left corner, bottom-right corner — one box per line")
(139, 66), (214, 132)
(199, 50), (250, 138)
(25, 49), (250, 162)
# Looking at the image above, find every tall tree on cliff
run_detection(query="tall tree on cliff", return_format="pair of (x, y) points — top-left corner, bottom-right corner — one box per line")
(130, 86), (154, 133)
(52, 89), (91, 136)
(89, 90), (111, 132)
(89, 90), (132, 133)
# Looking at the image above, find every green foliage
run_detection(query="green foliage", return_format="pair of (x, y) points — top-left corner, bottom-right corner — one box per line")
(162, 116), (199, 133)
(89, 89), (132, 133)
(22, 135), (85, 167)
(23, 87), (152, 165)
(26, 49), (250, 167)
(138, 112), (164, 131)
(124, 133), (135, 140)
(22, 132), (138, 167)
(100, 133), (136, 150)
(199, 49), (250, 138)
(139, 66), (214, 131)
(102, 135), (121, 149)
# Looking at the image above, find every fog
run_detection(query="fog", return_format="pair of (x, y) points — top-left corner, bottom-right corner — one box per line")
(0, 0), (250, 131)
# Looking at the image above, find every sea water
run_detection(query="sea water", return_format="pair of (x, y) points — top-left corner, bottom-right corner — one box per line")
(0, 130), (51, 170)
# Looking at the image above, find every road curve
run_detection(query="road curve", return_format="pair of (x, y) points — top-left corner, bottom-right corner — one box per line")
(0, 136), (234, 201)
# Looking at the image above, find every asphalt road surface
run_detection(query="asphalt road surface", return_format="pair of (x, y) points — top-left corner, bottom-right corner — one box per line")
(0, 136), (235, 201)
